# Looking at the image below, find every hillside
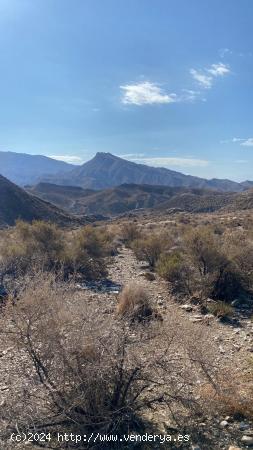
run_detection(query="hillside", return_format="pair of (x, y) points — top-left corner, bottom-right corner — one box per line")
(0, 151), (74, 186)
(30, 182), (253, 216)
(42, 152), (246, 192)
(29, 182), (237, 216)
(0, 175), (86, 227)
(27, 183), (96, 210)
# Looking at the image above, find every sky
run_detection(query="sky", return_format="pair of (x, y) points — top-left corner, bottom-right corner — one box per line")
(0, 0), (253, 181)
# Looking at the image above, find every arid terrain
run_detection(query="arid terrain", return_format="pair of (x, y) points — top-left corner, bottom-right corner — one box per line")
(0, 207), (252, 450)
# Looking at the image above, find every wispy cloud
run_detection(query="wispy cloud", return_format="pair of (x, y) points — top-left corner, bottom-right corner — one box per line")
(219, 48), (233, 58)
(240, 137), (253, 147)
(221, 137), (253, 147)
(207, 63), (230, 76)
(117, 153), (146, 159)
(120, 81), (178, 105)
(48, 155), (84, 164)
(190, 63), (230, 89)
(190, 69), (213, 89)
(125, 156), (209, 168)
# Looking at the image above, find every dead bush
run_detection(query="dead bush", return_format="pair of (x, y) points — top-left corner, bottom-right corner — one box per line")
(117, 283), (153, 322)
(2, 275), (220, 448)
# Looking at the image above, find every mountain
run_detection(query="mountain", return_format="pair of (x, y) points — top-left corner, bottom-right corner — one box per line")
(28, 182), (238, 216)
(27, 183), (96, 211)
(0, 151), (74, 186)
(0, 175), (88, 227)
(42, 152), (246, 192)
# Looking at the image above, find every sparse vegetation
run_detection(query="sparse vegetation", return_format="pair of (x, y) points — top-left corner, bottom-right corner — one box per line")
(2, 275), (221, 448)
(0, 221), (114, 283)
(208, 301), (234, 319)
(117, 283), (153, 321)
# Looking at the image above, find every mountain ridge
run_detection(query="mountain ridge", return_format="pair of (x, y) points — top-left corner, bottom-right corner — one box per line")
(41, 152), (248, 192)
(28, 182), (253, 216)
(0, 150), (75, 186)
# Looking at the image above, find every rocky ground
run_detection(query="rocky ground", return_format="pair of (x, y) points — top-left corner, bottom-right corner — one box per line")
(0, 245), (252, 449)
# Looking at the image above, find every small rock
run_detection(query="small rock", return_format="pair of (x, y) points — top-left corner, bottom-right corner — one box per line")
(220, 420), (229, 427)
(241, 435), (253, 445)
(192, 446), (201, 450)
(231, 299), (241, 307)
(239, 422), (250, 431)
(180, 304), (193, 312)
(219, 346), (226, 354)
(228, 446), (242, 450)
(225, 416), (232, 422)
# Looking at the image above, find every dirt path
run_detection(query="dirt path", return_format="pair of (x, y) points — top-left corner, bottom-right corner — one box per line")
(109, 246), (253, 367)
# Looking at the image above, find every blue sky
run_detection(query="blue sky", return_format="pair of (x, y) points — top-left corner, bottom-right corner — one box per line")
(0, 0), (253, 181)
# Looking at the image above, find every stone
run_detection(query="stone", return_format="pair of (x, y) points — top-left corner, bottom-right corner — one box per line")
(239, 422), (250, 431)
(191, 446), (201, 450)
(228, 447), (242, 450)
(220, 420), (229, 427)
(180, 304), (193, 312)
(241, 435), (253, 445)
(219, 346), (226, 354)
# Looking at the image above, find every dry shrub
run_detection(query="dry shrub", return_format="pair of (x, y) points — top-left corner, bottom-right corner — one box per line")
(132, 234), (170, 268)
(0, 221), (113, 284)
(208, 301), (234, 319)
(200, 367), (253, 421)
(120, 222), (141, 246)
(2, 274), (220, 448)
(156, 251), (192, 294)
(117, 283), (153, 322)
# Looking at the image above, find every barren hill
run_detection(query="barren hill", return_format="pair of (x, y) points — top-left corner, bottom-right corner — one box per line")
(0, 175), (85, 227)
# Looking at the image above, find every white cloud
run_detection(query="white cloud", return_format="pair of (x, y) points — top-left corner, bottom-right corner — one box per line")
(190, 63), (230, 89)
(180, 89), (200, 102)
(241, 138), (253, 147)
(221, 137), (253, 147)
(120, 81), (178, 105)
(208, 63), (230, 76)
(126, 156), (209, 168)
(117, 153), (146, 159)
(48, 155), (84, 164)
(190, 69), (213, 89)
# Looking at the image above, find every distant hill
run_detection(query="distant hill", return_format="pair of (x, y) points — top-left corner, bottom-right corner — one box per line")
(30, 182), (251, 216)
(30, 182), (253, 216)
(28, 183), (96, 211)
(0, 151), (74, 186)
(225, 188), (253, 211)
(0, 175), (89, 227)
(42, 152), (247, 192)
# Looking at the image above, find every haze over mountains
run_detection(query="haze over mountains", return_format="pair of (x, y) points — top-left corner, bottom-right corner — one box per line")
(0, 151), (74, 186)
(29, 182), (253, 216)
(0, 150), (253, 224)
(42, 152), (248, 192)
(0, 150), (252, 192)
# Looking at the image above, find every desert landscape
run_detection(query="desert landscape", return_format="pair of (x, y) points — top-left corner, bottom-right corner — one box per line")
(0, 151), (252, 450)
(0, 1), (253, 448)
